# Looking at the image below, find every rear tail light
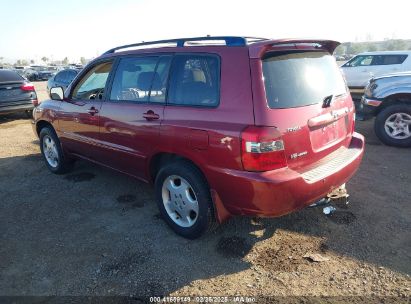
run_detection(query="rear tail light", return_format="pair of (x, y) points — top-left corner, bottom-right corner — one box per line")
(241, 126), (287, 171)
(20, 83), (35, 91)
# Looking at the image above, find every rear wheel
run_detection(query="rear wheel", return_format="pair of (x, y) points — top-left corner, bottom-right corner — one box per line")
(39, 126), (73, 174)
(375, 104), (411, 147)
(154, 161), (216, 239)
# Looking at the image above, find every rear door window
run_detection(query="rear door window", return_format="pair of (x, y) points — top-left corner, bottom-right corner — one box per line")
(262, 51), (347, 109)
(109, 56), (171, 103)
(371, 55), (408, 65)
(168, 54), (220, 107)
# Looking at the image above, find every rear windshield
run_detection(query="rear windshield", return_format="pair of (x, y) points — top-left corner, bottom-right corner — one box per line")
(0, 70), (24, 82)
(262, 51), (346, 109)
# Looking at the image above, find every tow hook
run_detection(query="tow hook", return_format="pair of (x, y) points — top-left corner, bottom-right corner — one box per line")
(309, 184), (350, 215)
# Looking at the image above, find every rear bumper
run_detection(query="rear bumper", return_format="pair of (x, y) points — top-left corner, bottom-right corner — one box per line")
(209, 132), (365, 218)
(0, 101), (35, 114)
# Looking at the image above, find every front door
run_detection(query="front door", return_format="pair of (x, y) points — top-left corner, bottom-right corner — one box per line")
(97, 55), (172, 180)
(58, 61), (114, 159)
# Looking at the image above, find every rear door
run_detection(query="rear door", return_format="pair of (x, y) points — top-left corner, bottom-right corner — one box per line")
(97, 55), (172, 179)
(252, 49), (355, 170)
(369, 54), (409, 75)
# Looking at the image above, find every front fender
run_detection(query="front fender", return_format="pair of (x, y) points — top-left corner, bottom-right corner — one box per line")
(377, 86), (411, 99)
(32, 100), (62, 132)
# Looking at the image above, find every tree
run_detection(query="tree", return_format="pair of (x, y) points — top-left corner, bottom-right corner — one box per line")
(21, 60), (29, 66)
(346, 42), (367, 55)
(30, 59), (35, 64)
(384, 39), (407, 51)
(41, 56), (49, 64)
(334, 45), (345, 56)
(367, 43), (378, 52)
(80, 57), (86, 65)
(16, 60), (22, 66)
(62, 57), (69, 65)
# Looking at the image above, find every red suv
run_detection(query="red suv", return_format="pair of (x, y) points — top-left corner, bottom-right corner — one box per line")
(33, 36), (364, 239)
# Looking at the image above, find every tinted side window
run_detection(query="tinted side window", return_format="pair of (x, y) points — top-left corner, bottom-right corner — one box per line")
(371, 55), (408, 65)
(72, 62), (113, 100)
(110, 56), (170, 103)
(168, 55), (220, 107)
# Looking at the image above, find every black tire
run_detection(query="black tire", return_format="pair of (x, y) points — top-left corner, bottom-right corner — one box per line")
(154, 160), (217, 239)
(39, 126), (74, 174)
(374, 104), (411, 147)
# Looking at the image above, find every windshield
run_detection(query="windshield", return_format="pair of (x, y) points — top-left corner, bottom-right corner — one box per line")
(262, 51), (347, 109)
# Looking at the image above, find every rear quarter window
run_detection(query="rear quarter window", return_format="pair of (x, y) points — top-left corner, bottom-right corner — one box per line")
(262, 51), (347, 109)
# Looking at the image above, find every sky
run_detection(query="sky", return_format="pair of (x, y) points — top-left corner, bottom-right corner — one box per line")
(0, 0), (410, 63)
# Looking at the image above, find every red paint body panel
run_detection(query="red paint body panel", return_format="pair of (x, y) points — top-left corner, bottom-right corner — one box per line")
(205, 133), (364, 216)
(33, 38), (364, 221)
(97, 102), (164, 179)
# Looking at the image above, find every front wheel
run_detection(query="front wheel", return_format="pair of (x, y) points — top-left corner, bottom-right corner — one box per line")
(154, 161), (216, 239)
(374, 104), (411, 147)
(39, 126), (73, 174)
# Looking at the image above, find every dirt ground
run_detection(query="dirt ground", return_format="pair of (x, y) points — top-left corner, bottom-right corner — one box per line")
(0, 82), (410, 302)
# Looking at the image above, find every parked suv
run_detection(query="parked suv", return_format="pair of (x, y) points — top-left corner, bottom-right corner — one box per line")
(32, 36), (364, 239)
(360, 72), (411, 147)
(341, 51), (411, 101)
(47, 68), (81, 96)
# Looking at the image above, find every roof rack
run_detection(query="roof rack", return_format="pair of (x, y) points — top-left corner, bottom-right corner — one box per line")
(103, 36), (269, 55)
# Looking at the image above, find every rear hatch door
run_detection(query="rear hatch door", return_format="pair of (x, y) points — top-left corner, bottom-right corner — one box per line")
(251, 46), (355, 170)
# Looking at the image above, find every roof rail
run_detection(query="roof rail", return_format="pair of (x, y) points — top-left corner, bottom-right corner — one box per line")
(103, 36), (268, 55)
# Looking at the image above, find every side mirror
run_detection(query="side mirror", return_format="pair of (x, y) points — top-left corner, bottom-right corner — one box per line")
(50, 87), (64, 101)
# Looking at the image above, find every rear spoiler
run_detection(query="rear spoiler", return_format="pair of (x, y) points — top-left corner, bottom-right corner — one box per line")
(248, 39), (340, 58)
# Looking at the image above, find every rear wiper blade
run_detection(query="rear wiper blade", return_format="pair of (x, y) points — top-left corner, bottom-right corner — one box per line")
(322, 94), (333, 108)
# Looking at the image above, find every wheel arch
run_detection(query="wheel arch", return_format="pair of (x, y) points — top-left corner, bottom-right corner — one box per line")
(148, 151), (232, 223)
(377, 93), (411, 114)
(148, 152), (206, 184)
(36, 120), (55, 136)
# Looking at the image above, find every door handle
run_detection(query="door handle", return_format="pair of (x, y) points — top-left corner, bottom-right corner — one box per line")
(87, 107), (99, 115)
(143, 110), (160, 121)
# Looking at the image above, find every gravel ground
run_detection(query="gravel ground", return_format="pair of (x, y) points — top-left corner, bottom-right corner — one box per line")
(0, 83), (410, 302)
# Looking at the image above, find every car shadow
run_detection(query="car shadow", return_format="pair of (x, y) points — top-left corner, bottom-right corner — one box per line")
(0, 113), (31, 125)
(0, 122), (409, 296)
